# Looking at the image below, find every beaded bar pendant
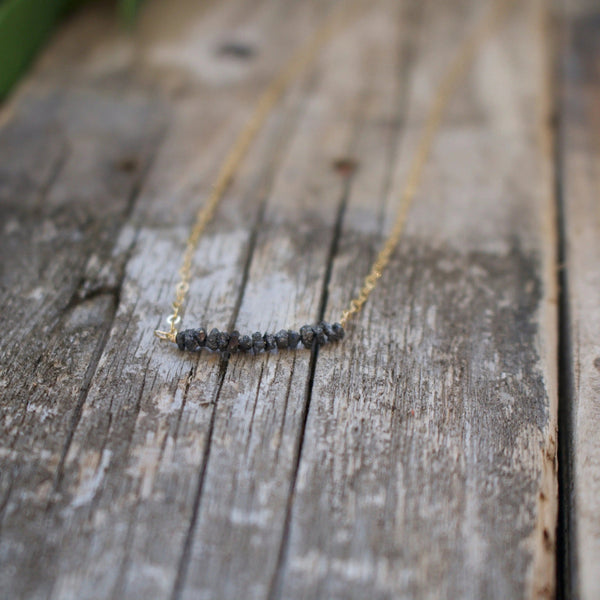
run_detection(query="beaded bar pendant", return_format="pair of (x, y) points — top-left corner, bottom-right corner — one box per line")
(176, 321), (344, 354)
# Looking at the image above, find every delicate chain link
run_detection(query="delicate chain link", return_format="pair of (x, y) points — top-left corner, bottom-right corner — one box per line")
(339, 0), (513, 327)
(156, 0), (513, 342)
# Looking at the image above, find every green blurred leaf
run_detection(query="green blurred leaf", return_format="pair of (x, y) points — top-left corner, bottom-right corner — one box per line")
(119, 0), (143, 26)
(0, 0), (72, 99)
(0, 0), (144, 100)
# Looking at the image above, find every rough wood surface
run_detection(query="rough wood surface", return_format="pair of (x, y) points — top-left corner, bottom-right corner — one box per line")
(0, 0), (559, 598)
(560, 3), (600, 598)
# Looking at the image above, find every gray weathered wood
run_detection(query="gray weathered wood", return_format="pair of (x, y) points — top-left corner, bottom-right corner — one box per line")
(0, 0), (560, 598)
(276, 1), (559, 598)
(560, 3), (600, 598)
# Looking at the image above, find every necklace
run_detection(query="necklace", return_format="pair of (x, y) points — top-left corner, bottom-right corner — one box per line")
(155, 0), (512, 354)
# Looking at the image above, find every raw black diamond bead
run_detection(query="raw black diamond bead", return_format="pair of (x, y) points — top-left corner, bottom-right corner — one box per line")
(177, 330), (200, 352)
(287, 330), (300, 348)
(239, 335), (253, 352)
(227, 330), (240, 353)
(275, 329), (289, 349)
(207, 328), (220, 351)
(264, 333), (276, 351)
(193, 327), (207, 347)
(189, 331), (204, 351)
(175, 330), (187, 351)
(332, 322), (345, 340)
(313, 324), (327, 345)
(217, 330), (230, 352)
(252, 331), (265, 352)
(300, 324), (315, 348)
(320, 321), (334, 341)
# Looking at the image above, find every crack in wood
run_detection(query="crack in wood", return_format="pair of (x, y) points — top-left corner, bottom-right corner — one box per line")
(51, 133), (166, 495)
(167, 43), (323, 598)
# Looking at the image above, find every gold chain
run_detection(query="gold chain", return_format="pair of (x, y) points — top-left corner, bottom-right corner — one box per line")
(155, 0), (363, 342)
(340, 0), (513, 327)
(156, 0), (513, 342)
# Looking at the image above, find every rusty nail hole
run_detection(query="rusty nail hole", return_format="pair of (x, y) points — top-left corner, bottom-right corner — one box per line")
(218, 42), (256, 59)
(594, 356), (600, 371)
(115, 157), (139, 173)
(332, 157), (359, 176)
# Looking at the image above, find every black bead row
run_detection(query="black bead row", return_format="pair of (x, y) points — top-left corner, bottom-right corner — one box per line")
(175, 322), (344, 353)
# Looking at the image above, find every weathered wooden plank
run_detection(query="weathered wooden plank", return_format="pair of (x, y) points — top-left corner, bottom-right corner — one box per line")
(176, 4), (412, 600)
(2, 0), (344, 598)
(0, 0), (560, 599)
(560, 4), (600, 598)
(49, 3), (405, 598)
(275, 0), (559, 598)
(0, 6), (166, 598)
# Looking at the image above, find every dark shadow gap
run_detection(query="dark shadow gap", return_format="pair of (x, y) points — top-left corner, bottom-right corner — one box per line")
(168, 179), (276, 600)
(266, 4), (419, 594)
(169, 357), (228, 600)
(169, 62), (318, 600)
(266, 170), (354, 600)
(555, 18), (577, 599)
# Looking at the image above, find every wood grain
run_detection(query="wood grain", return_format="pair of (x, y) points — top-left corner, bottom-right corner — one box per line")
(559, 3), (600, 598)
(277, 1), (558, 598)
(0, 0), (560, 598)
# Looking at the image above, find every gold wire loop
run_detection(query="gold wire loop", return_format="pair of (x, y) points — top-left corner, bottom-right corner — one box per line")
(154, 329), (177, 342)
(167, 315), (181, 327)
